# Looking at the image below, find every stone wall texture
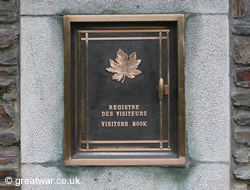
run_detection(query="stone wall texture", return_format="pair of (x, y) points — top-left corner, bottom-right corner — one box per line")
(20, 0), (230, 190)
(0, 0), (20, 189)
(231, 0), (250, 189)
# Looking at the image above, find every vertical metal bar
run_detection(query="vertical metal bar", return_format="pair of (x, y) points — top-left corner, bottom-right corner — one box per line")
(167, 31), (171, 149)
(159, 32), (163, 149)
(177, 15), (185, 160)
(78, 31), (82, 151)
(74, 34), (78, 153)
(64, 16), (71, 161)
(159, 32), (163, 77)
(85, 33), (89, 149)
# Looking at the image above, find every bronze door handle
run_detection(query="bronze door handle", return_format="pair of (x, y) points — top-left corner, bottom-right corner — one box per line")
(158, 78), (169, 101)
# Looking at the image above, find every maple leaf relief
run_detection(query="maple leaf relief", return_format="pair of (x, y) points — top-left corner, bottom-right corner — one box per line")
(106, 49), (142, 84)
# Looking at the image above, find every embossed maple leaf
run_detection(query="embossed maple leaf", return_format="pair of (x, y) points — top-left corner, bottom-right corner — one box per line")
(106, 49), (142, 84)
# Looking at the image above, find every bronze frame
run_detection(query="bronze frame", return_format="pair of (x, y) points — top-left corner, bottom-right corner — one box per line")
(64, 14), (185, 166)
(79, 29), (170, 152)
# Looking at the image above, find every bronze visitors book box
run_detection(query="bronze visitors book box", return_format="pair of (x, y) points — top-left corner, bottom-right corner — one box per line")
(64, 15), (185, 166)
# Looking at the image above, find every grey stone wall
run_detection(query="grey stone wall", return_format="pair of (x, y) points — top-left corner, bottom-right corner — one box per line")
(231, 0), (250, 189)
(0, 0), (20, 189)
(20, 0), (230, 189)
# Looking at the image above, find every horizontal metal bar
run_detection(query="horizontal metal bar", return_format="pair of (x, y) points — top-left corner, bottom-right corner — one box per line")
(65, 156), (185, 166)
(81, 140), (168, 144)
(81, 37), (168, 41)
(65, 14), (184, 23)
(84, 26), (168, 30)
(79, 148), (171, 152)
(79, 29), (170, 33)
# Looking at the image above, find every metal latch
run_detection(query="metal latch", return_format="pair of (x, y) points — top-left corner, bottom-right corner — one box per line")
(158, 78), (168, 101)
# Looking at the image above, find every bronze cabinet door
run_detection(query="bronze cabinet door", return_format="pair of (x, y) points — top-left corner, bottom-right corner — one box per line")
(64, 15), (185, 166)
